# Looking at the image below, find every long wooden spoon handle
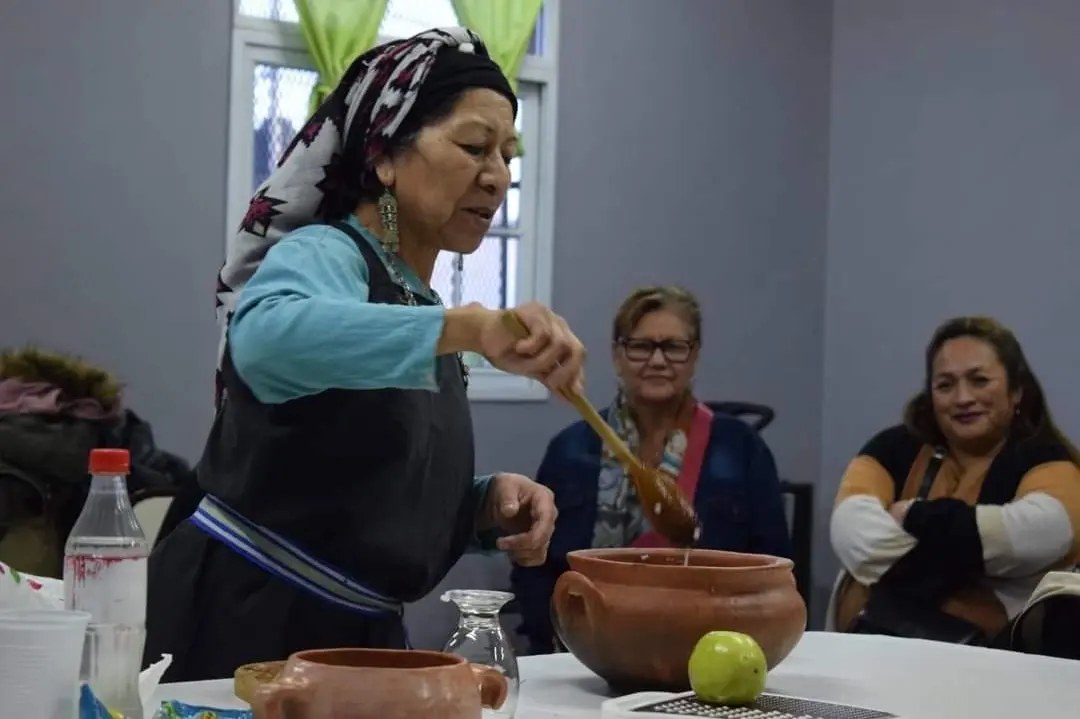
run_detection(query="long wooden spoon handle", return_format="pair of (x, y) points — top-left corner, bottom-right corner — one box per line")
(564, 393), (641, 469)
(498, 310), (642, 470)
(500, 310), (698, 545)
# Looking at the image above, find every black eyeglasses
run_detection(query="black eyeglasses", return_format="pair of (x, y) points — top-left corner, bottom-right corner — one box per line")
(618, 338), (696, 363)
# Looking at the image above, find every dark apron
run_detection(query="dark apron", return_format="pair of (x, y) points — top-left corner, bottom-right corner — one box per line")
(145, 223), (476, 681)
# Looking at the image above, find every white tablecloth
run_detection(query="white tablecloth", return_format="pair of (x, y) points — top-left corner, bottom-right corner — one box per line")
(153, 631), (1079, 718)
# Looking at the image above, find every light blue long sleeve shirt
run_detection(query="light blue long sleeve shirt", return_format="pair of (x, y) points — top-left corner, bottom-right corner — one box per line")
(228, 216), (493, 515)
(229, 216), (445, 402)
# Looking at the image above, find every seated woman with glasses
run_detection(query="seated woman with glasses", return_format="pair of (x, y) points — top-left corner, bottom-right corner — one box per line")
(510, 285), (793, 654)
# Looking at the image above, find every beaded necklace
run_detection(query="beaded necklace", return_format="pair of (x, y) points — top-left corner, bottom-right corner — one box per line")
(383, 251), (470, 388)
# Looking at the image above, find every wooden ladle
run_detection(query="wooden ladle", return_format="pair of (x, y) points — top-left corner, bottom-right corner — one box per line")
(500, 311), (700, 546)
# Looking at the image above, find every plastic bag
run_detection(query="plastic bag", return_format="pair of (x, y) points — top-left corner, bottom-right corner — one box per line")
(153, 701), (253, 718)
(0, 558), (64, 610)
(79, 684), (123, 719)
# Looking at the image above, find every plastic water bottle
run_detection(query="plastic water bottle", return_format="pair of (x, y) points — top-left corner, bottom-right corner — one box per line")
(64, 449), (149, 719)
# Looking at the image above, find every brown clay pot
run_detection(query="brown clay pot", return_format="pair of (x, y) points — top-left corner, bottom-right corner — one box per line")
(552, 548), (806, 691)
(234, 661), (285, 704)
(250, 648), (507, 719)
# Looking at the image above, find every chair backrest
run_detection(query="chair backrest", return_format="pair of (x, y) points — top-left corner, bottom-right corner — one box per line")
(779, 480), (813, 611)
(705, 401), (812, 611)
(131, 487), (179, 547)
(705, 401), (775, 432)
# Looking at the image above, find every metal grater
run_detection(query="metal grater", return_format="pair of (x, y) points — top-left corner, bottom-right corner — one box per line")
(615, 692), (897, 719)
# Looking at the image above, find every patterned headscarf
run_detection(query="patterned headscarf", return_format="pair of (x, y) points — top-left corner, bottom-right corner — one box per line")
(215, 27), (515, 406)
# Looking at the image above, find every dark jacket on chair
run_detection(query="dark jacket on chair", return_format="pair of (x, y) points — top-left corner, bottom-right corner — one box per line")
(0, 346), (191, 578)
(510, 410), (792, 655)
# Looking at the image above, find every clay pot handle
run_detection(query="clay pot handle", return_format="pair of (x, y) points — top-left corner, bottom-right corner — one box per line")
(553, 570), (607, 631)
(251, 676), (311, 719)
(470, 663), (508, 710)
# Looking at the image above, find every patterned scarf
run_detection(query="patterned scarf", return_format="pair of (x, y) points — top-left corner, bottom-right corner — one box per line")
(214, 27), (499, 407)
(593, 392), (691, 548)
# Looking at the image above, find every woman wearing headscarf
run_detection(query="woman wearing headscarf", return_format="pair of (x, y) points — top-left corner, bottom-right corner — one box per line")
(144, 28), (585, 681)
(829, 317), (1080, 645)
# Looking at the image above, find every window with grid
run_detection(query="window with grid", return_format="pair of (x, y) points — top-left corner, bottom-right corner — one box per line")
(229, 0), (558, 400)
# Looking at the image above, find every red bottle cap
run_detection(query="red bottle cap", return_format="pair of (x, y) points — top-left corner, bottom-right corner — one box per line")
(89, 448), (130, 475)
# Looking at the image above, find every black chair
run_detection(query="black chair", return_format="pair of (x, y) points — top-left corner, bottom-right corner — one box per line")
(1010, 574), (1080, 659)
(131, 473), (208, 548)
(130, 486), (181, 547)
(779, 480), (813, 609)
(706, 401), (812, 610)
(706, 401), (775, 432)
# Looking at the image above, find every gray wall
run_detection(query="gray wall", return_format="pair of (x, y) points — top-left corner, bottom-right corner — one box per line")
(0, 0), (833, 647)
(421, 0), (833, 648)
(0, 1), (230, 460)
(468, 0), (829, 516)
(416, 0), (829, 647)
(0, 1), (830, 503)
(819, 0), (1080, 616)
(12, 0), (1075, 647)
(472, 0), (831, 494)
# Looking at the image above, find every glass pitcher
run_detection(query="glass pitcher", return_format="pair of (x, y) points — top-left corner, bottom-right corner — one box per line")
(441, 589), (519, 719)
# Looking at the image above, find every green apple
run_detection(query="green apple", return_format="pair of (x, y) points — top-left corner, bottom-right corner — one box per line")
(688, 630), (767, 705)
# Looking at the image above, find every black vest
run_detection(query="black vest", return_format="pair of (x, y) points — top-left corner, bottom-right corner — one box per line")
(860, 424), (1072, 504)
(198, 223), (476, 602)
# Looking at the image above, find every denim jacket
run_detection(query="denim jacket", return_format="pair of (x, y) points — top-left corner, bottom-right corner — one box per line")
(509, 409), (793, 654)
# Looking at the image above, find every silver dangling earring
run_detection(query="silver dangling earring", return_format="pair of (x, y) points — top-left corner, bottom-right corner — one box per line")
(377, 187), (399, 253)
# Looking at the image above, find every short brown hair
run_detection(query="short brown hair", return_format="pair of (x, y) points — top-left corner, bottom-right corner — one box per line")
(612, 286), (702, 344)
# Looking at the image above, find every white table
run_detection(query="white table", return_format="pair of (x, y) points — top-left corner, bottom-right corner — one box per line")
(154, 632), (1080, 718)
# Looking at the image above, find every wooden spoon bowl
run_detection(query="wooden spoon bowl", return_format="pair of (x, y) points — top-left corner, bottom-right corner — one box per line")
(627, 464), (699, 546)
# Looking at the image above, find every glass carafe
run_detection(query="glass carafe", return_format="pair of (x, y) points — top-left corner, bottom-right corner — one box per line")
(442, 589), (519, 719)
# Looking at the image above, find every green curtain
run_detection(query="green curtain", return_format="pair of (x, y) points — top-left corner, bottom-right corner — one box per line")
(451, 0), (543, 95)
(295, 0), (389, 116)
(452, 0), (543, 155)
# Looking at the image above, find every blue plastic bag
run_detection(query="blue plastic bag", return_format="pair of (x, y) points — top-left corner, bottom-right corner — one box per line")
(153, 700), (253, 718)
(78, 684), (120, 719)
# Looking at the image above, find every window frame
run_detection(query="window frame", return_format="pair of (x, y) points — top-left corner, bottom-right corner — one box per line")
(227, 0), (560, 401)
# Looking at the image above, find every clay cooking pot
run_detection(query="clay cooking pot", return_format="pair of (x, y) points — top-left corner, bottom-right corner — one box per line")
(552, 548), (806, 691)
(251, 648), (507, 719)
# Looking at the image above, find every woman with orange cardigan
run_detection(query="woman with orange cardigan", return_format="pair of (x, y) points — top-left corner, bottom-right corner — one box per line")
(830, 317), (1080, 645)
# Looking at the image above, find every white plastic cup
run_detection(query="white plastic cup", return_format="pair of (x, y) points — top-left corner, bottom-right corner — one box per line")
(0, 609), (91, 719)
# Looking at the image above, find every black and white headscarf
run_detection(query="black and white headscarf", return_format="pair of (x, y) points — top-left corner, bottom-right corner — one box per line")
(214, 27), (514, 406)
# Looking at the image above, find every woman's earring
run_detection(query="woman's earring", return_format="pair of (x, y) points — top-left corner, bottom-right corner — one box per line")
(378, 187), (399, 253)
